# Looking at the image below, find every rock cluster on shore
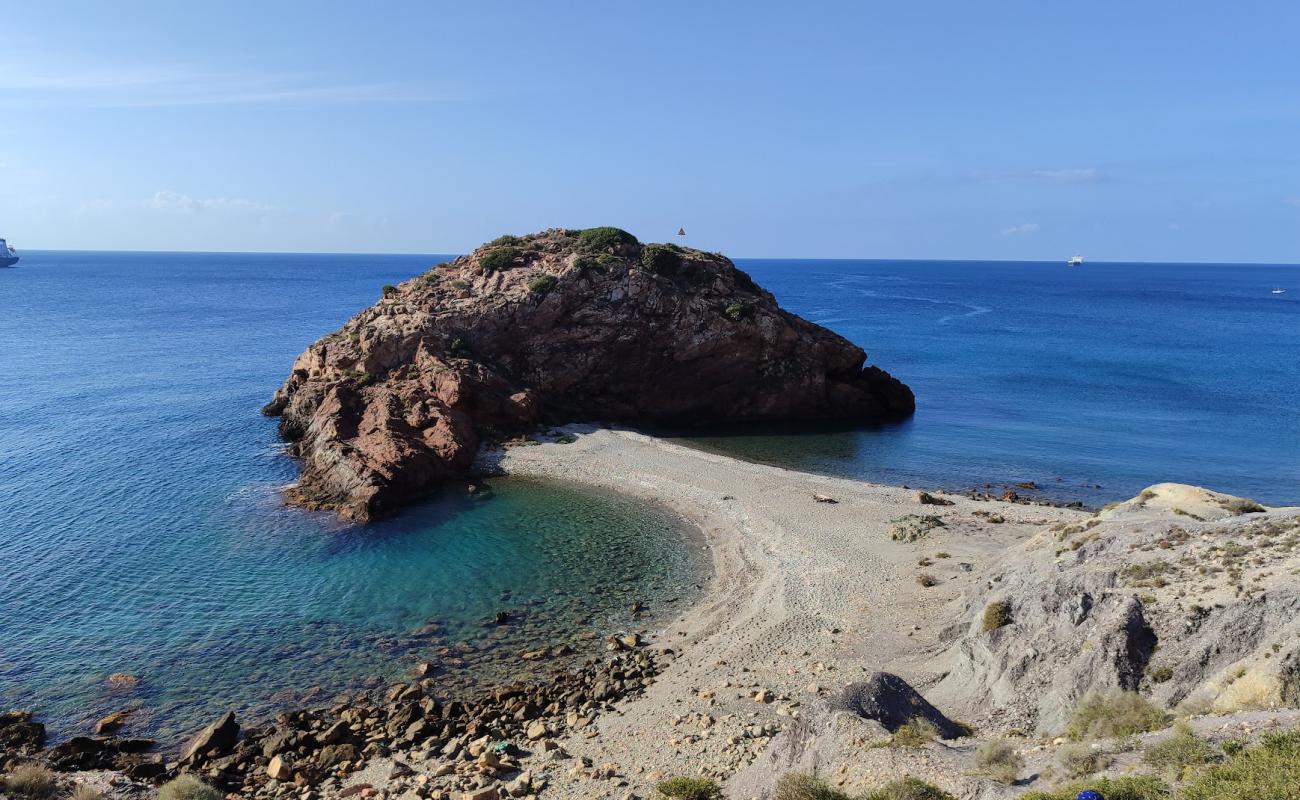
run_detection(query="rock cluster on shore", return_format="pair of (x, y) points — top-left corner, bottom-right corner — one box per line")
(263, 227), (914, 521)
(3, 647), (664, 800)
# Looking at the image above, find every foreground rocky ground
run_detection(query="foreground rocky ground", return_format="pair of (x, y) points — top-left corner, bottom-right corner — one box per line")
(5, 430), (1299, 800)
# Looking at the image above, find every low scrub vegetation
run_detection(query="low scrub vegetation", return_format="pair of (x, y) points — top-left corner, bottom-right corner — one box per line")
(641, 243), (681, 275)
(576, 226), (638, 251)
(488, 234), (522, 247)
(724, 301), (752, 321)
(1057, 741), (1113, 778)
(656, 776), (721, 799)
(1021, 775), (1171, 800)
(1142, 722), (1219, 779)
(775, 774), (954, 800)
(892, 718), (939, 748)
(974, 738), (1024, 784)
(775, 773), (853, 800)
(1179, 730), (1300, 800)
(1220, 497), (1266, 515)
(2, 764), (59, 799)
(158, 776), (225, 800)
(71, 785), (102, 800)
(1067, 690), (1171, 740)
(982, 600), (1012, 631)
(861, 777), (955, 800)
(479, 245), (520, 272)
(528, 274), (557, 295)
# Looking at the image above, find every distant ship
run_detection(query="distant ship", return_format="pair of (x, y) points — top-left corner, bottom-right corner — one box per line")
(1273, 287), (1287, 294)
(1067, 255), (1084, 267)
(0, 239), (17, 267)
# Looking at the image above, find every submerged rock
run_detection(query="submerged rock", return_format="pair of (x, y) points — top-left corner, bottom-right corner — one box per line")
(264, 227), (914, 521)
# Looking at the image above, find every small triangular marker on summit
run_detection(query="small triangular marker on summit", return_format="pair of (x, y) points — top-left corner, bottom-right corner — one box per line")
(677, 227), (686, 236)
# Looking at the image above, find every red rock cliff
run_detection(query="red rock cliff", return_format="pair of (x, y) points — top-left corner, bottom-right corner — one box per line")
(264, 228), (914, 521)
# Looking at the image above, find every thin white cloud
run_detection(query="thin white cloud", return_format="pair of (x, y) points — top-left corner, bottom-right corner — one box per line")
(969, 167), (1103, 185)
(0, 56), (432, 108)
(148, 190), (271, 214)
(1030, 168), (1100, 184)
(1001, 223), (1040, 237)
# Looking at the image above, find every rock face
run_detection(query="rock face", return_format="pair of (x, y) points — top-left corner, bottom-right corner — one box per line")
(264, 227), (914, 521)
(929, 485), (1299, 733)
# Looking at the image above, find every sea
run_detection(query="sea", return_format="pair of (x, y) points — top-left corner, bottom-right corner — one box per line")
(1, 251), (1296, 744)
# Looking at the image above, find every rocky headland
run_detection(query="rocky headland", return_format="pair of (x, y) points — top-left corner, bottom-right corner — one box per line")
(262, 227), (914, 521)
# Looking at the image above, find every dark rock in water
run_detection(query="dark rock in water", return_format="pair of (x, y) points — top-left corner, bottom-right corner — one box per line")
(0, 711), (45, 763)
(182, 711), (239, 763)
(263, 227), (915, 521)
(832, 672), (966, 738)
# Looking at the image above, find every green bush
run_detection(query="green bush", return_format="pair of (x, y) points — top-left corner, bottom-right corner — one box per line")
(982, 600), (1013, 631)
(1141, 721), (1218, 778)
(448, 336), (469, 356)
(892, 718), (939, 748)
(1179, 730), (1300, 800)
(488, 234), (522, 247)
(861, 777), (955, 800)
(528, 274), (558, 295)
(775, 773), (853, 800)
(641, 243), (681, 275)
(1020, 775), (1171, 800)
(725, 301), (752, 321)
(577, 226), (638, 251)
(420, 273), (440, 286)
(2, 764), (59, 799)
(656, 775), (721, 799)
(974, 738), (1023, 784)
(382, 283), (397, 295)
(480, 246), (520, 272)
(158, 776), (223, 800)
(1067, 690), (1170, 740)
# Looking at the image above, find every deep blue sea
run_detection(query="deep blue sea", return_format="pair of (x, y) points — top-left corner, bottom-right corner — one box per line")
(0, 251), (706, 745)
(692, 258), (1299, 506)
(2, 251), (1297, 745)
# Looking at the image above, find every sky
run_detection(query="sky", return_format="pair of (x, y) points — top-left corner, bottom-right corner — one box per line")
(2, 1), (1299, 261)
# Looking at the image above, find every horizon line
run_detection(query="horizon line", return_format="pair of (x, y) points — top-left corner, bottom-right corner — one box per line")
(12, 246), (1300, 267)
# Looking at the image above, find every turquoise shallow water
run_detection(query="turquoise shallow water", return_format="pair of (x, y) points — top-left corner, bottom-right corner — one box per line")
(677, 258), (1300, 507)
(0, 251), (706, 745)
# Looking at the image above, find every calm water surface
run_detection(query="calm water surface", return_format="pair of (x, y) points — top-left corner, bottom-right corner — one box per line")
(0, 251), (706, 744)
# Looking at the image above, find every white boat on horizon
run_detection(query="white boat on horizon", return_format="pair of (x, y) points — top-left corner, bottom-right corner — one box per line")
(0, 239), (18, 268)
(1067, 255), (1084, 267)
(1273, 287), (1287, 294)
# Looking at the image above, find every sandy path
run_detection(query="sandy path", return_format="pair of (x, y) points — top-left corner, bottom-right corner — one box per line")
(490, 427), (1086, 799)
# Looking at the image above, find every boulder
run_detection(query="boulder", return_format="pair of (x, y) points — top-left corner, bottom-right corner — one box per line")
(832, 672), (966, 738)
(182, 711), (239, 763)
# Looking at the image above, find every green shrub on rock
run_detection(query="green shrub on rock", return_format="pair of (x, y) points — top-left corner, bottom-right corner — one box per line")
(1067, 691), (1170, 741)
(982, 600), (1013, 631)
(1057, 741), (1112, 778)
(480, 246), (520, 272)
(861, 777), (955, 800)
(528, 274), (558, 295)
(725, 301), (752, 321)
(641, 243), (681, 275)
(158, 776), (223, 800)
(775, 773), (853, 800)
(577, 226), (638, 251)
(656, 775), (721, 800)
(892, 718), (939, 748)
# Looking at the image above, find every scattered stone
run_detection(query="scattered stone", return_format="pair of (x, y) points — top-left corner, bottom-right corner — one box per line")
(812, 494), (838, 504)
(916, 491), (954, 506)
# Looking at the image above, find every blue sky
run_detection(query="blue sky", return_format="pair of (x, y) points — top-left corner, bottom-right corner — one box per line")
(2, 1), (1298, 260)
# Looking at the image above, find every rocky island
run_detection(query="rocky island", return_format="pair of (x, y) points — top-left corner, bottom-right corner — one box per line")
(262, 227), (914, 521)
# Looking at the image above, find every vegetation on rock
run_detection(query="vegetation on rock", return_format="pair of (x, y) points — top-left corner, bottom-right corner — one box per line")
(479, 246), (520, 272)
(981, 600), (1013, 631)
(158, 775), (223, 800)
(974, 738), (1024, 783)
(1, 764), (58, 799)
(576, 226), (638, 251)
(656, 775), (722, 799)
(1067, 691), (1170, 740)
